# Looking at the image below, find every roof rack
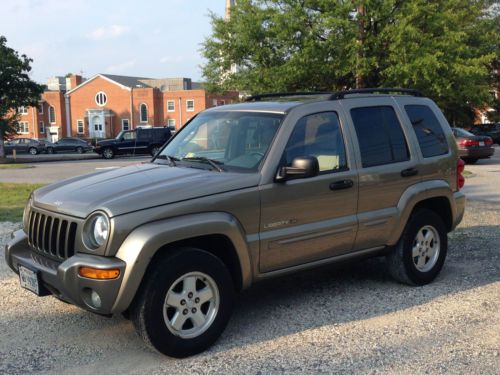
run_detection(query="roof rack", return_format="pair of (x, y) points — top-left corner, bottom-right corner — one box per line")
(244, 92), (333, 102)
(328, 87), (422, 100)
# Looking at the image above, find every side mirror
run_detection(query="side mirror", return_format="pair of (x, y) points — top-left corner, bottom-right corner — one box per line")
(276, 156), (319, 181)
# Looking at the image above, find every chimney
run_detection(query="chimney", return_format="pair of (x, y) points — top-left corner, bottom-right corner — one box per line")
(66, 74), (83, 90)
(225, 0), (235, 20)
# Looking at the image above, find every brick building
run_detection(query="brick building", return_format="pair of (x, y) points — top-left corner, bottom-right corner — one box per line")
(13, 74), (238, 142)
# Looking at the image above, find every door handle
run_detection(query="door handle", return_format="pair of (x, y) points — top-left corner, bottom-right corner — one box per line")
(330, 179), (354, 190)
(401, 167), (418, 177)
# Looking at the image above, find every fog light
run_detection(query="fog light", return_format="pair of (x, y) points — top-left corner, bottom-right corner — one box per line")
(91, 290), (102, 308)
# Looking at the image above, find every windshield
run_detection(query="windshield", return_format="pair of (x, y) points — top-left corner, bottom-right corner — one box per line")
(158, 111), (283, 171)
(115, 131), (125, 140)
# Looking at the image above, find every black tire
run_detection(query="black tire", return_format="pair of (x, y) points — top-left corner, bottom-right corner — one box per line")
(76, 146), (84, 154)
(102, 147), (114, 159)
(386, 209), (447, 285)
(28, 147), (38, 155)
(131, 248), (234, 358)
(47, 147), (54, 154)
(150, 145), (160, 157)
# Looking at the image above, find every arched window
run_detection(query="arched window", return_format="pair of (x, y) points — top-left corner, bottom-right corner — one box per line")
(140, 103), (148, 123)
(49, 106), (56, 123)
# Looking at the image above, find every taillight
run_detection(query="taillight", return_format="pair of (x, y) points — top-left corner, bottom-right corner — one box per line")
(459, 139), (479, 147)
(457, 158), (465, 190)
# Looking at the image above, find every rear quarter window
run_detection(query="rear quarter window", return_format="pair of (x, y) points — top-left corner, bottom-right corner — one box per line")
(405, 105), (449, 158)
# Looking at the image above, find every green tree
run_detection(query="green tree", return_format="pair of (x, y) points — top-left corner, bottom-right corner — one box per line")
(202, 0), (497, 126)
(0, 36), (45, 159)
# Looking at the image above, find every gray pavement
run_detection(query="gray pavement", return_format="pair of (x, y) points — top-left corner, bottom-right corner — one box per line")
(461, 145), (500, 203)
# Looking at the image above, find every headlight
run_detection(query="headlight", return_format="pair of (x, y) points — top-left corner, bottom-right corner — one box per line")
(84, 213), (110, 249)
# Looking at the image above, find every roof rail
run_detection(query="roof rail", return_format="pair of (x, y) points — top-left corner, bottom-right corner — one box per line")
(328, 87), (422, 100)
(244, 92), (333, 102)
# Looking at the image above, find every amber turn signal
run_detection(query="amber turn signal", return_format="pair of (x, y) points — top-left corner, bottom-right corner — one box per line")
(79, 267), (120, 280)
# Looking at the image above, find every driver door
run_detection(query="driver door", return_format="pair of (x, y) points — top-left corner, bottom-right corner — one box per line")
(259, 110), (358, 272)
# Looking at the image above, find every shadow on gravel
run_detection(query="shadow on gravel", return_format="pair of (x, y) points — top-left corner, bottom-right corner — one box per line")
(212, 223), (500, 353)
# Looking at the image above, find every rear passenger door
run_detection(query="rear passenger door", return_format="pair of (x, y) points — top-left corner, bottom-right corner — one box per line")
(341, 98), (421, 250)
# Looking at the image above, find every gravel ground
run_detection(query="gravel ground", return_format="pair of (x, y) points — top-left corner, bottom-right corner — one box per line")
(0, 200), (498, 374)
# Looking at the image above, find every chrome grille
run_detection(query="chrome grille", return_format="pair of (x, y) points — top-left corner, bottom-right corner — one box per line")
(27, 210), (78, 260)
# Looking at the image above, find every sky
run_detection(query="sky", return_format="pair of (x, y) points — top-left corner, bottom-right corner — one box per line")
(1, 0), (227, 83)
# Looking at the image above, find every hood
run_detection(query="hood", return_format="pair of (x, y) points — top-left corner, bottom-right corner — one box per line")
(33, 163), (260, 218)
(96, 139), (117, 146)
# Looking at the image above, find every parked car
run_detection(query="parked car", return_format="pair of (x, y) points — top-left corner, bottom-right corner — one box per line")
(46, 138), (93, 154)
(452, 127), (494, 164)
(94, 127), (172, 159)
(468, 123), (500, 145)
(3, 138), (46, 155)
(7, 88), (466, 358)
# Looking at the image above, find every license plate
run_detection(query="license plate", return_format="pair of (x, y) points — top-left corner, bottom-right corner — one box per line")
(479, 141), (485, 146)
(19, 265), (40, 295)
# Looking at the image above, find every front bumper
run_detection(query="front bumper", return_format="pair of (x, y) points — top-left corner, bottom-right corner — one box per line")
(5, 230), (126, 315)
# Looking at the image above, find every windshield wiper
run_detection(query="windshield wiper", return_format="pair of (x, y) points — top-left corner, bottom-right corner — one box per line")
(181, 156), (225, 172)
(155, 154), (179, 166)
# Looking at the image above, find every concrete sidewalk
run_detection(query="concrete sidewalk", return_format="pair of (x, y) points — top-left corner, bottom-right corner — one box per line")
(3, 152), (100, 163)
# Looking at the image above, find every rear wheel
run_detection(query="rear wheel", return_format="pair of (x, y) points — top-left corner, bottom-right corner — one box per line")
(102, 147), (114, 159)
(28, 147), (38, 155)
(131, 248), (234, 358)
(76, 146), (84, 154)
(47, 147), (54, 154)
(386, 209), (447, 285)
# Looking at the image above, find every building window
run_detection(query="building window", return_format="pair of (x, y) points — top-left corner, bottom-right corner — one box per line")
(140, 103), (148, 123)
(40, 121), (45, 134)
(167, 118), (175, 129)
(95, 91), (107, 106)
(17, 106), (28, 115)
(49, 106), (56, 123)
(122, 119), (130, 131)
(17, 121), (29, 134)
(77, 120), (84, 134)
(38, 103), (44, 114)
(186, 100), (194, 112)
(167, 100), (175, 112)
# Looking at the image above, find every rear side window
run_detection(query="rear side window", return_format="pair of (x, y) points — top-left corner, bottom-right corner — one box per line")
(351, 106), (409, 167)
(405, 105), (448, 157)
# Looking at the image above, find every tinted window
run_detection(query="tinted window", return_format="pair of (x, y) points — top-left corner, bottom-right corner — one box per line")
(284, 112), (347, 173)
(351, 106), (409, 167)
(138, 130), (152, 140)
(405, 105), (448, 157)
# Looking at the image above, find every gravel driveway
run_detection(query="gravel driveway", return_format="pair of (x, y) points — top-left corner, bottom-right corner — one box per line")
(1, 191), (499, 373)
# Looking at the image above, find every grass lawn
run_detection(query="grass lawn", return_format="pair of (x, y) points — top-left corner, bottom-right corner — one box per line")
(0, 183), (44, 222)
(0, 164), (34, 169)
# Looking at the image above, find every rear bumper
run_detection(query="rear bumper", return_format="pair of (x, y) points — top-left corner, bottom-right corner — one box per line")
(5, 230), (126, 315)
(458, 147), (495, 159)
(452, 191), (466, 230)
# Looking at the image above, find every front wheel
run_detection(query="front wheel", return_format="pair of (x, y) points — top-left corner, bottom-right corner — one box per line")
(47, 147), (54, 154)
(386, 209), (447, 285)
(131, 248), (234, 358)
(102, 147), (114, 159)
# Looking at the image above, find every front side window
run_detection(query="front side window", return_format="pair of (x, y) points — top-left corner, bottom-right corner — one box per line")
(167, 101), (175, 112)
(122, 131), (136, 140)
(140, 104), (148, 122)
(405, 105), (448, 158)
(49, 106), (56, 123)
(186, 100), (194, 112)
(160, 111), (283, 171)
(351, 106), (409, 168)
(77, 120), (84, 134)
(95, 92), (107, 106)
(284, 112), (347, 173)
